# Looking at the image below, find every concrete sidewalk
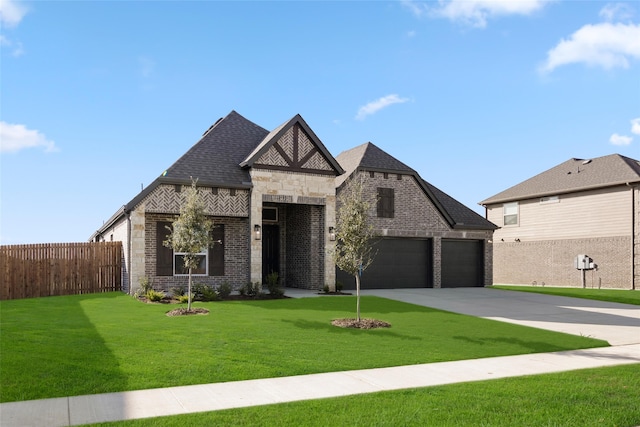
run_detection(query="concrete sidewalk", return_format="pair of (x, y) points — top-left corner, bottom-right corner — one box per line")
(2, 287), (639, 426)
(3, 344), (640, 427)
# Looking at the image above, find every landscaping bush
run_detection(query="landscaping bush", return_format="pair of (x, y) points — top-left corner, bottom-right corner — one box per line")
(146, 289), (165, 302)
(239, 282), (261, 298)
(217, 282), (232, 299)
(193, 283), (219, 302)
(266, 272), (284, 297)
(177, 294), (192, 304)
(171, 287), (185, 297)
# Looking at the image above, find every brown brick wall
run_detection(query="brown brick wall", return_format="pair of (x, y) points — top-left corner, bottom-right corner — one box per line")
(144, 213), (249, 291)
(493, 236), (632, 289)
(284, 204), (325, 289)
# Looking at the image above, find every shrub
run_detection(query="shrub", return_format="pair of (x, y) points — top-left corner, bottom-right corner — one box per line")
(177, 294), (191, 304)
(200, 285), (219, 302)
(171, 287), (185, 297)
(240, 282), (260, 298)
(146, 289), (165, 302)
(134, 276), (154, 298)
(323, 284), (330, 294)
(217, 282), (232, 299)
(335, 281), (343, 292)
(266, 272), (284, 297)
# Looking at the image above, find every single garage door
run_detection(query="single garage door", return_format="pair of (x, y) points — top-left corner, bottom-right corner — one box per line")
(337, 238), (432, 289)
(441, 239), (483, 287)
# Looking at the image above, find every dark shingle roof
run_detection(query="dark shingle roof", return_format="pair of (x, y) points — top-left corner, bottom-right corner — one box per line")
(480, 154), (640, 205)
(336, 142), (496, 230)
(164, 110), (269, 187)
(423, 180), (497, 230)
(335, 142), (415, 187)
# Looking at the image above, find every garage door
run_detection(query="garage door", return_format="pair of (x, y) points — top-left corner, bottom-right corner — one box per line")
(441, 239), (483, 288)
(337, 238), (432, 289)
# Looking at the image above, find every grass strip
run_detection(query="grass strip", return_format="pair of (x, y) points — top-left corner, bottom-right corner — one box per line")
(491, 285), (640, 305)
(87, 364), (640, 427)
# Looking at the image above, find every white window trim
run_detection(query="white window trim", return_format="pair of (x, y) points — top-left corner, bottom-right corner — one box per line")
(503, 202), (518, 226)
(174, 249), (208, 276)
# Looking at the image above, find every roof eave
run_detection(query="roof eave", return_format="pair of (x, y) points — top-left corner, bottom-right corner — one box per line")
(480, 179), (640, 206)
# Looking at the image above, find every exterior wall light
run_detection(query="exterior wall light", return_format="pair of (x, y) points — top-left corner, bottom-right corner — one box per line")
(254, 224), (261, 240)
(328, 226), (336, 241)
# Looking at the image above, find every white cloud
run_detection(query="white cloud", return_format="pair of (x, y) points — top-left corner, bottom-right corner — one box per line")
(0, 122), (59, 153)
(0, 0), (28, 27)
(0, 34), (24, 56)
(631, 117), (640, 135)
(540, 22), (640, 73)
(426, 0), (548, 28)
(609, 133), (632, 146)
(599, 3), (634, 22)
(355, 94), (410, 120)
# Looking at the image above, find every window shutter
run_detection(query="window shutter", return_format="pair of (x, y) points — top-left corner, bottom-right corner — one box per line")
(156, 221), (173, 276)
(377, 188), (394, 218)
(209, 224), (225, 276)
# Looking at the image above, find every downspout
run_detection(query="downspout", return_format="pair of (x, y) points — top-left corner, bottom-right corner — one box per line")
(628, 183), (636, 290)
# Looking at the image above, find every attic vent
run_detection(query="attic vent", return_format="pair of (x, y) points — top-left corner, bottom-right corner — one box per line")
(582, 159), (592, 165)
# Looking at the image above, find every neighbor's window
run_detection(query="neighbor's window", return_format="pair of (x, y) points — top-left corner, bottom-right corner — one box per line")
(503, 202), (518, 226)
(377, 187), (395, 218)
(174, 249), (207, 276)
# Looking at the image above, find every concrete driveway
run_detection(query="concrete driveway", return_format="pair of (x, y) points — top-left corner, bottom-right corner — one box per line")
(360, 288), (640, 346)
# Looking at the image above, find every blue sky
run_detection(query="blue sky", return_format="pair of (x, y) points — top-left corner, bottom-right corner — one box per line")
(1, 0), (639, 244)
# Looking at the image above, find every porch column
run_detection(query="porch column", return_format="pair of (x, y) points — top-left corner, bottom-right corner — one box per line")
(249, 191), (263, 286)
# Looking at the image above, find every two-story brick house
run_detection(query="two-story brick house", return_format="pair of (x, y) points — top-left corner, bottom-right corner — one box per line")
(92, 110), (496, 294)
(480, 154), (640, 289)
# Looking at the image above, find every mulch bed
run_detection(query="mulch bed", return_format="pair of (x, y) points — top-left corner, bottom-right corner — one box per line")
(166, 307), (210, 317)
(331, 318), (391, 329)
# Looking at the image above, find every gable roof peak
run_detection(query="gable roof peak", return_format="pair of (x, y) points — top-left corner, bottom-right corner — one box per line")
(239, 113), (344, 175)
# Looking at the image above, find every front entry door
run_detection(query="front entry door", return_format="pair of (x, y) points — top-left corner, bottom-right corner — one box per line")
(262, 224), (280, 279)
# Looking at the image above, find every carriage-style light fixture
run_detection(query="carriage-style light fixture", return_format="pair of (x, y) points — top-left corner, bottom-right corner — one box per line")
(328, 226), (336, 241)
(254, 224), (262, 240)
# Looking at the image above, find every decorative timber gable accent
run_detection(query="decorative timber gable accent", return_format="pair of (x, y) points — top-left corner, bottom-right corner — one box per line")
(255, 124), (334, 173)
(240, 115), (344, 177)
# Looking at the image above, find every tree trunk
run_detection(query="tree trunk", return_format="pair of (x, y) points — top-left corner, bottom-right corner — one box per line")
(355, 273), (361, 321)
(188, 267), (193, 311)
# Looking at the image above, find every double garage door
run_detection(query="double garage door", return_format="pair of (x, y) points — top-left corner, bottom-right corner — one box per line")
(337, 238), (483, 289)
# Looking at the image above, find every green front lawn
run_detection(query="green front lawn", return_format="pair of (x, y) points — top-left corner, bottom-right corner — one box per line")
(0, 292), (608, 402)
(491, 285), (640, 305)
(88, 364), (640, 427)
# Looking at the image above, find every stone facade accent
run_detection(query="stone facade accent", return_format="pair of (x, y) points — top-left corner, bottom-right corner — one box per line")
(493, 236), (632, 289)
(249, 169), (337, 289)
(129, 205), (146, 293)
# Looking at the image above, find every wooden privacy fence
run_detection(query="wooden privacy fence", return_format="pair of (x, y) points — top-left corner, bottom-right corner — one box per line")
(0, 242), (122, 300)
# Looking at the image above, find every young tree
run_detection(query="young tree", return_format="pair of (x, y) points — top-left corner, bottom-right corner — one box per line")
(334, 173), (377, 321)
(164, 179), (215, 311)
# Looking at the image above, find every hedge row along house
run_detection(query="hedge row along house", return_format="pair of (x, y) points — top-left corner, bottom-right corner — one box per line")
(480, 154), (640, 290)
(91, 111), (496, 294)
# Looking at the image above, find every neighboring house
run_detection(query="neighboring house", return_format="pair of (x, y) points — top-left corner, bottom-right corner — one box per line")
(92, 110), (496, 294)
(480, 154), (640, 290)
